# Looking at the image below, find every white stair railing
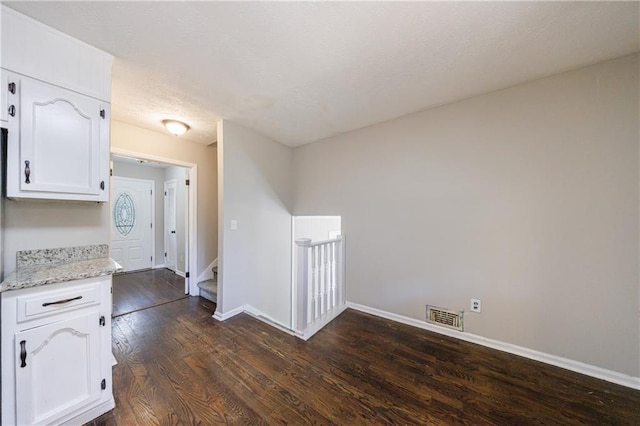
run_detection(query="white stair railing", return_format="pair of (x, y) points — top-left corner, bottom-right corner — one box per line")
(295, 235), (346, 340)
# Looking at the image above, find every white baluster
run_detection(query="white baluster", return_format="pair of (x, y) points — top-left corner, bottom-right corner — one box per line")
(295, 238), (311, 335)
(336, 236), (344, 307)
(311, 245), (317, 321)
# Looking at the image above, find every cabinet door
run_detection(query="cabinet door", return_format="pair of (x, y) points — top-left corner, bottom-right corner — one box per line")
(8, 72), (110, 201)
(15, 311), (102, 425)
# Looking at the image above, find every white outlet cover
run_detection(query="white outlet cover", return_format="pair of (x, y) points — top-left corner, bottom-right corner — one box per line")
(470, 298), (481, 313)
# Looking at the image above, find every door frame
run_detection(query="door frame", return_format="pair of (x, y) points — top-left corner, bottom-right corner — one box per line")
(111, 176), (155, 272)
(163, 179), (178, 273)
(111, 147), (198, 296)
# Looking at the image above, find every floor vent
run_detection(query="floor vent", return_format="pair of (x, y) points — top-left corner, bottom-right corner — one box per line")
(426, 305), (463, 331)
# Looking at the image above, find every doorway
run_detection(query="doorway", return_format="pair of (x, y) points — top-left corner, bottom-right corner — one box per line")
(110, 153), (195, 316)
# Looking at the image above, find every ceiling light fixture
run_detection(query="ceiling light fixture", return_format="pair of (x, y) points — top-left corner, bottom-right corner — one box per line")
(162, 119), (190, 136)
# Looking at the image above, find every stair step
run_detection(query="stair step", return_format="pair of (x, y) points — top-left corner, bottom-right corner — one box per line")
(198, 278), (217, 303)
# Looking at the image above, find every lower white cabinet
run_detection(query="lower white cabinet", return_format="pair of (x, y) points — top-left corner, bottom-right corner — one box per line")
(1, 276), (114, 425)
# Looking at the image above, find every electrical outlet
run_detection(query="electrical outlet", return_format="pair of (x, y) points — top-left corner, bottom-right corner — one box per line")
(470, 298), (481, 313)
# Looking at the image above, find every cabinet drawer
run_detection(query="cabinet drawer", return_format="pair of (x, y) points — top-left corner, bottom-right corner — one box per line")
(16, 283), (101, 323)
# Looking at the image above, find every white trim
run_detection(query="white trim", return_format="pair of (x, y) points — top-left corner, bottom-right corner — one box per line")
(347, 302), (640, 390)
(58, 398), (114, 426)
(212, 305), (244, 321)
(111, 147), (198, 297)
(152, 263), (166, 269)
(175, 270), (186, 278)
(212, 305), (296, 337)
(295, 304), (348, 341)
(243, 305), (295, 336)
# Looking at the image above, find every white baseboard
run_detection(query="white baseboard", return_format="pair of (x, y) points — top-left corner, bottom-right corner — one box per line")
(152, 263), (166, 269)
(244, 305), (295, 336)
(347, 302), (640, 390)
(60, 398), (115, 426)
(295, 304), (348, 341)
(212, 305), (244, 321)
(175, 270), (186, 278)
(212, 304), (294, 336)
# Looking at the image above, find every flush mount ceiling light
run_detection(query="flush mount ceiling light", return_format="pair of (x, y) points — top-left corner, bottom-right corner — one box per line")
(162, 119), (190, 136)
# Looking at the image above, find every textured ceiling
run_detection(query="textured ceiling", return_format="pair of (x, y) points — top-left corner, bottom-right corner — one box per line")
(5, 2), (639, 147)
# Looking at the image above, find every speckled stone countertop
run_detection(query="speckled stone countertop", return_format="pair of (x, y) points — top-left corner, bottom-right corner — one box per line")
(1, 244), (123, 292)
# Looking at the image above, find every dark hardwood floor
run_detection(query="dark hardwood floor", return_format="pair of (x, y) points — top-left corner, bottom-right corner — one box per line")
(90, 296), (640, 425)
(112, 269), (187, 317)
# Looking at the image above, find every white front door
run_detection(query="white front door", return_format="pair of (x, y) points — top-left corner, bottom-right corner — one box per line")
(111, 177), (153, 272)
(164, 180), (177, 272)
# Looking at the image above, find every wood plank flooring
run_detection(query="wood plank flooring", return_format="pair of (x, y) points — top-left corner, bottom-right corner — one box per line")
(112, 269), (187, 317)
(91, 297), (640, 425)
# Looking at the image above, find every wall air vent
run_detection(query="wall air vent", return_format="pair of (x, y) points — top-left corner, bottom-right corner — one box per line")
(426, 305), (463, 331)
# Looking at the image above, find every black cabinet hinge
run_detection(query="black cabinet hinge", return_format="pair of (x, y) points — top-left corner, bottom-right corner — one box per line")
(99, 316), (106, 326)
(185, 179), (190, 186)
(100, 109), (105, 119)
(101, 379), (106, 390)
(164, 252), (167, 257)
(185, 272), (190, 278)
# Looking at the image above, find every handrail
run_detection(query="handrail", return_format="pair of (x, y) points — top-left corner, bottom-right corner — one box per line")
(297, 235), (343, 248)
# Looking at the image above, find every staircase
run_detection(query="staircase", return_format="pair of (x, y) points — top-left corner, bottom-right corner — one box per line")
(197, 266), (217, 303)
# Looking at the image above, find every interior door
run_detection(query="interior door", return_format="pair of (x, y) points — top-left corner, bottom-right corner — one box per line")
(111, 177), (153, 272)
(164, 180), (177, 272)
(15, 311), (101, 425)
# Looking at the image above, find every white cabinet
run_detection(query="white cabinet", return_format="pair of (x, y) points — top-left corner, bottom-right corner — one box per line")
(1, 7), (113, 202)
(1, 276), (114, 426)
(3, 70), (111, 202)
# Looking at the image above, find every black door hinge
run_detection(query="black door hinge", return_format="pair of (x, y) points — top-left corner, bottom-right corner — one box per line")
(110, 168), (113, 177)
(99, 316), (106, 326)
(101, 379), (106, 390)
(164, 252), (167, 257)
(185, 179), (190, 186)
(100, 109), (105, 119)
(185, 272), (190, 278)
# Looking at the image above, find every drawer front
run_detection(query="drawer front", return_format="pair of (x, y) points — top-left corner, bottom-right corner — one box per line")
(17, 283), (101, 323)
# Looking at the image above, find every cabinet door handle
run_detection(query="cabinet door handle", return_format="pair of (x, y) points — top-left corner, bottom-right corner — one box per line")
(8, 105), (15, 117)
(24, 160), (30, 184)
(100, 180), (105, 190)
(8, 82), (16, 94)
(20, 340), (27, 368)
(42, 295), (83, 307)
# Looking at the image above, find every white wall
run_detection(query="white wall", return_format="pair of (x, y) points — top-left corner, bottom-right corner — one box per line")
(217, 120), (293, 327)
(294, 216), (341, 242)
(112, 160), (165, 267)
(111, 121), (217, 278)
(292, 54), (640, 377)
(4, 201), (109, 274)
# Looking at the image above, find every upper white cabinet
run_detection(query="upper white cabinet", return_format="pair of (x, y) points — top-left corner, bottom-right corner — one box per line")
(1, 7), (113, 202)
(4, 71), (111, 201)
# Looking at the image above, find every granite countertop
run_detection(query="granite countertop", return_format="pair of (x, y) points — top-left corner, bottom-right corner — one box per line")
(0, 244), (123, 292)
